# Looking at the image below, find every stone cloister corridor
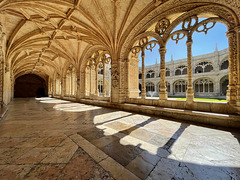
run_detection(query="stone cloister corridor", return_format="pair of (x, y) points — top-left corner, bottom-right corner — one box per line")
(0, 98), (239, 179)
(1, 0), (240, 179)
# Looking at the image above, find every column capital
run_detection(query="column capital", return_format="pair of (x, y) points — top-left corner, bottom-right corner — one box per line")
(159, 47), (167, 55)
(186, 40), (193, 46)
(233, 26), (240, 32)
(226, 29), (236, 37)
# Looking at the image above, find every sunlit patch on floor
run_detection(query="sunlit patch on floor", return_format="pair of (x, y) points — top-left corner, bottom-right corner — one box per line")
(53, 103), (102, 112)
(36, 97), (70, 104)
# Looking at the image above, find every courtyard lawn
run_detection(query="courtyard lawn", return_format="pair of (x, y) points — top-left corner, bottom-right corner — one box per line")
(176, 98), (227, 102)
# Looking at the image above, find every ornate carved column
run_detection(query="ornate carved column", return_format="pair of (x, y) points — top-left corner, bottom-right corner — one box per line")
(61, 76), (66, 98)
(159, 47), (167, 100)
(0, 59), (3, 106)
(186, 38), (194, 102)
(103, 63), (106, 97)
(235, 27), (240, 107)
(226, 30), (237, 104)
(110, 61), (120, 103)
(141, 51), (146, 99)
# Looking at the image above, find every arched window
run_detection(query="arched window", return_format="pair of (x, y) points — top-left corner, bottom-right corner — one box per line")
(146, 82), (155, 92)
(194, 79), (214, 93)
(220, 76), (229, 95)
(139, 73), (142, 79)
(174, 80), (187, 93)
(65, 70), (71, 95)
(166, 68), (170, 76)
(55, 74), (61, 95)
(166, 82), (170, 92)
(195, 66), (203, 73)
(65, 65), (76, 96)
(220, 60), (229, 70)
(98, 80), (103, 94)
(85, 52), (111, 98)
(146, 70), (155, 78)
(71, 67), (76, 95)
(175, 65), (187, 76)
(195, 62), (213, 73)
(98, 68), (103, 74)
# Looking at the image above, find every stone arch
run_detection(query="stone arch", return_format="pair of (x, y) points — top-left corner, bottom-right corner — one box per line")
(220, 59), (229, 70)
(193, 78), (215, 95)
(220, 75), (229, 96)
(14, 74), (48, 98)
(195, 61), (214, 73)
(175, 65), (187, 75)
(146, 70), (155, 78)
(166, 68), (170, 76)
(173, 79), (187, 94)
(120, 2), (239, 104)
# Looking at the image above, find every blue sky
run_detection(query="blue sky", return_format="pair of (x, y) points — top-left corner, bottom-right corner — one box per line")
(139, 22), (228, 66)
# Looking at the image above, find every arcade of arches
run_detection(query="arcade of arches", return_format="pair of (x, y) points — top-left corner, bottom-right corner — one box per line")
(0, 1), (240, 179)
(0, 0), (239, 126)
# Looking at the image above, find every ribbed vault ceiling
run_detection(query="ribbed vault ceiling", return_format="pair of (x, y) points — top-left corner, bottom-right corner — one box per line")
(0, 0), (239, 81)
(0, 0), (156, 79)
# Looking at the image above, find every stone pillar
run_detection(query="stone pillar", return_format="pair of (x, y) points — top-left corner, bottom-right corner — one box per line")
(159, 48), (168, 100)
(79, 71), (85, 98)
(48, 78), (52, 97)
(128, 57), (140, 98)
(76, 72), (81, 100)
(110, 60), (120, 103)
(235, 27), (240, 108)
(90, 68), (93, 96)
(0, 59), (3, 107)
(186, 39), (194, 103)
(61, 76), (66, 98)
(103, 63), (106, 97)
(95, 67), (98, 96)
(141, 51), (146, 99)
(226, 30), (237, 104)
(52, 78), (54, 97)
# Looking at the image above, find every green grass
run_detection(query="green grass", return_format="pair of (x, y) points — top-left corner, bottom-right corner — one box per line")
(176, 98), (227, 102)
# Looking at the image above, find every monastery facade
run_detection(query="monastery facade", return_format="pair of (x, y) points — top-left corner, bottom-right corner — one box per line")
(140, 47), (229, 98)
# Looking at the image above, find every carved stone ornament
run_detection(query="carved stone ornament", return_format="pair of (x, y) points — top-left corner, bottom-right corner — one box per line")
(111, 69), (119, 88)
(5, 62), (9, 72)
(155, 18), (170, 36)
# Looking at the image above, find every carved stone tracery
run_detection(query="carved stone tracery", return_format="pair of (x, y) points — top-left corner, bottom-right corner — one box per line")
(111, 68), (119, 89)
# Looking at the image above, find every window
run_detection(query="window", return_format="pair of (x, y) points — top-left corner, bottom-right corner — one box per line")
(146, 70), (155, 78)
(220, 60), (228, 70)
(146, 82), (155, 92)
(175, 65), (187, 75)
(166, 68), (170, 76)
(194, 79), (214, 93)
(195, 62), (213, 73)
(174, 80), (187, 93)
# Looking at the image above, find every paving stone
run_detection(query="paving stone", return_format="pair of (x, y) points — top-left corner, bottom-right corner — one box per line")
(58, 148), (114, 180)
(91, 135), (119, 148)
(15, 148), (52, 164)
(24, 165), (65, 180)
(0, 98), (240, 179)
(101, 140), (143, 166)
(41, 138), (78, 164)
(0, 165), (33, 180)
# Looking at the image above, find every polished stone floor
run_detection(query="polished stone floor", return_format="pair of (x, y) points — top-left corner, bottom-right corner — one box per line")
(0, 98), (240, 180)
